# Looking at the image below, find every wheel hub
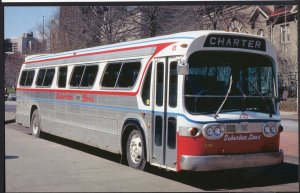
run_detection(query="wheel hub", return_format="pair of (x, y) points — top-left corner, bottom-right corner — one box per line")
(129, 134), (142, 164)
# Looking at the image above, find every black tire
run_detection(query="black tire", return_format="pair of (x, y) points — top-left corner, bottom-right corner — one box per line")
(126, 129), (146, 170)
(31, 109), (42, 138)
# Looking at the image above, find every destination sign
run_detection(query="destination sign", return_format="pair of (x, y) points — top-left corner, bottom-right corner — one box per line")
(204, 34), (266, 51)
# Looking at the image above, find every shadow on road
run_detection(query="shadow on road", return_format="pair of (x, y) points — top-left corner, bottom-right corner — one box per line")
(39, 132), (298, 191)
(5, 155), (19, 160)
(5, 119), (16, 125)
(144, 162), (298, 190)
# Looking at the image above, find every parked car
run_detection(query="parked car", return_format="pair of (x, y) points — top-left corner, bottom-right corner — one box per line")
(8, 93), (16, 101)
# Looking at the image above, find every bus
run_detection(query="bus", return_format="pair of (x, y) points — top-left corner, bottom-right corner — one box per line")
(16, 31), (284, 172)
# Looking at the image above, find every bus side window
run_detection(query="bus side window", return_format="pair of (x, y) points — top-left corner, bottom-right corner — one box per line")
(36, 69), (46, 86)
(24, 70), (35, 86)
(141, 63), (152, 106)
(101, 63), (122, 88)
(81, 65), (99, 87)
(58, 66), (68, 88)
(70, 66), (85, 87)
(43, 69), (55, 87)
(19, 71), (28, 86)
(116, 61), (141, 88)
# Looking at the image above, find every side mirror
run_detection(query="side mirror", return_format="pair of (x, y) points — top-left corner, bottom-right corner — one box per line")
(177, 60), (189, 75)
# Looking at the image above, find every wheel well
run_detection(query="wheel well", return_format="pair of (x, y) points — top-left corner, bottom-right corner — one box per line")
(121, 120), (147, 161)
(30, 105), (38, 124)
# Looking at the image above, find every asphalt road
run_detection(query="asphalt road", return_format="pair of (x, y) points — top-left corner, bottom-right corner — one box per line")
(5, 123), (299, 192)
(4, 102), (299, 191)
(4, 101), (16, 113)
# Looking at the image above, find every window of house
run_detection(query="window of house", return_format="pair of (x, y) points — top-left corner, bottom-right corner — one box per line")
(281, 24), (290, 43)
(70, 65), (98, 88)
(36, 68), (55, 87)
(257, 29), (264, 37)
(58, 66), (68, 88)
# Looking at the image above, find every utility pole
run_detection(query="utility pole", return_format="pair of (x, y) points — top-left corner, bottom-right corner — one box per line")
(43, 16), (45, 53)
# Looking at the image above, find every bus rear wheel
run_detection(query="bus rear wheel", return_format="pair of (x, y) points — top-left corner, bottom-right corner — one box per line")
(126, 129), (146, 170)
(31, 109), (41, 138)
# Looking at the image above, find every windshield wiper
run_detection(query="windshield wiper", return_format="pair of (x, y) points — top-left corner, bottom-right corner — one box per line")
(214, 75), (233, 119)
(244, 77), (273, 117)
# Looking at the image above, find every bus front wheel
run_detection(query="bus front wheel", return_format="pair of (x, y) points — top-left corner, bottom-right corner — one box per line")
(126, 129), (146, 170)
(31, 109), (42, 138)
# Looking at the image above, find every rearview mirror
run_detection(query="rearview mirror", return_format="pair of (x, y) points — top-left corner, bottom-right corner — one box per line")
(177, 60), (189, 75)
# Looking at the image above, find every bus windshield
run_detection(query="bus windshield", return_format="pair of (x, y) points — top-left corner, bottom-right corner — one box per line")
(184, 51), (276, 115)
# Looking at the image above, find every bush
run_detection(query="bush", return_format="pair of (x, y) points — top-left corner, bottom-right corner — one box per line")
(279, 98), (297, 112)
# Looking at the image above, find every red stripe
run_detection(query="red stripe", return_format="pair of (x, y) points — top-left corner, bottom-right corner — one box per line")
(18, 42), (175, 96)
(24, 43), (172, 64)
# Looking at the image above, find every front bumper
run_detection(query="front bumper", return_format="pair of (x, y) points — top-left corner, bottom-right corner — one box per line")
(180, 150), (283, 171)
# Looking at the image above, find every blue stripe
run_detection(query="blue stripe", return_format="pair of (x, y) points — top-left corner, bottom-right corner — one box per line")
(28, 36), (195, 61)
(18, 96), (280, 124)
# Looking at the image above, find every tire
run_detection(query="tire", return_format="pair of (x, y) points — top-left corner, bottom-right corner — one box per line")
(31, 109), (42, 138)
(126, 129), (146, 170)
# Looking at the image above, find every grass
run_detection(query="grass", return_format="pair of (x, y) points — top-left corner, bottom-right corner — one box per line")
(6, 87), (16, 94)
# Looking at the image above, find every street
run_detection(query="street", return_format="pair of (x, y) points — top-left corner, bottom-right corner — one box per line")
(5, 101), (16, 113)
(4, 102), (299, 191)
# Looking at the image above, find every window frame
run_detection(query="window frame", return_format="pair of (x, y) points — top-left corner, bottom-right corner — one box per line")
(19, 70), (35, 87)
(35, 68), (55, 88)
(100, 59), (142, 90)
(69, 64), (99, 89)
(57, 66), (68, 88)
(280, 24), (290, 44)
(141, 62), (153, 106)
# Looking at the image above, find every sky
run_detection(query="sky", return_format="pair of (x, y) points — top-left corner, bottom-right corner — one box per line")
(4, 6), (59, 39)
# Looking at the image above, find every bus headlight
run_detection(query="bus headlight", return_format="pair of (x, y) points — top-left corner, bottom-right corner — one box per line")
(206, 127), (214, 136)
(270, 126), (277, 134)
(202, 124), (224, 140)
(263, 123), (278, 137)
(214, 127), (222, 136)
(264, 125), (270, 134)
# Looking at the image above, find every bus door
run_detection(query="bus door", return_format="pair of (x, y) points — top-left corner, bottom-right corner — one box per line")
(152, 57), (178, 169)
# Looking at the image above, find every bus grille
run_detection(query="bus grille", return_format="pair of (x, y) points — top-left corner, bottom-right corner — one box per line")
(225, 125), (236, 133)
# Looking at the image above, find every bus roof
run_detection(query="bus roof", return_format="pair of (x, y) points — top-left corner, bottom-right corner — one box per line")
(23, 30), (272, 67)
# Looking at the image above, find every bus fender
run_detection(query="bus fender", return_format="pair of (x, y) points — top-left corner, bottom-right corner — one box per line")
(120, 115), (149, 163)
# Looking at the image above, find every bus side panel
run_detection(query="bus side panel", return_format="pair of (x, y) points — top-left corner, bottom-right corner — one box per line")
(16, 90), (36, 127)
(51, 93), (120, 153)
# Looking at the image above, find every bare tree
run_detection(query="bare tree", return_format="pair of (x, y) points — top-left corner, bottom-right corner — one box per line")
(4, 53), (24, 87)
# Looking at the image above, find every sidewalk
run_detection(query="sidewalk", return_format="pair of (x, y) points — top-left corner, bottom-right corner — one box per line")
(280, 111), (298, 121)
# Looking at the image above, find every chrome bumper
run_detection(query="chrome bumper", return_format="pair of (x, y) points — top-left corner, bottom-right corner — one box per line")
(180, 150), (284, 171)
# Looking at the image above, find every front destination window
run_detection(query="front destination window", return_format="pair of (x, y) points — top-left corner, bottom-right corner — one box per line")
(185, 51), (276, 115)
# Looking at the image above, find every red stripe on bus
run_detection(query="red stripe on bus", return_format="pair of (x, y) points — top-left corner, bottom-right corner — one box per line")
(18, 42), (175, 96)
(16, 87), (137, 96)
(24, 42), (173, 64)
